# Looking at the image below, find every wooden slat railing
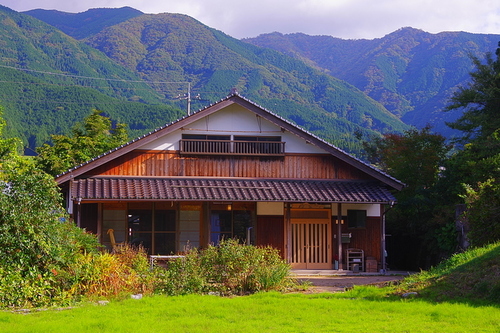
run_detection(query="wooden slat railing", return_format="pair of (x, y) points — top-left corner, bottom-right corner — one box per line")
(180, 139), (285, 156)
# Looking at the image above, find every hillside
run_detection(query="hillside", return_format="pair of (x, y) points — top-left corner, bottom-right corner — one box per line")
(244, 29), (500, 137)
(21, 7), (408, 155)
(83, 13), (407, 152)
(24, 7), (143, 40)
(0, 5), (184, 152)
(395, 242), (500, 304)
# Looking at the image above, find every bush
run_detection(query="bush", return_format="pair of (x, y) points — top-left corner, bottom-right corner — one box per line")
(154, 249), (206, 296)
(74, 245), (155, 299)
(155, 239), (293, 296)
(0, 163), (101, 308)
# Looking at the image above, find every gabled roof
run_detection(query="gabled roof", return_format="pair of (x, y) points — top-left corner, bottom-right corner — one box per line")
(55, 93), (404, 191)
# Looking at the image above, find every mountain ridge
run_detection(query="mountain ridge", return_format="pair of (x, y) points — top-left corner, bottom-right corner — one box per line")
(23, 6), (143, 39)
(15, 7), (408, 155)
(8, 6), (500, 155)
(0, 5), (183, 152)
(244, 28), (500, 137)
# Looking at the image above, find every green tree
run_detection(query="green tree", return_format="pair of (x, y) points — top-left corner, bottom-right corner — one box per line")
(446, 42), (500, 143)
(462, 180), (500, 247)
(364, 125), (449, 189)
(36, 109), (129, 176)
(0, 108), (99, 307)
(444, 43), (500, 246)
(364, 126), (454, 269)
(0, 160), (100, 308)
(0, 106), (22, 169)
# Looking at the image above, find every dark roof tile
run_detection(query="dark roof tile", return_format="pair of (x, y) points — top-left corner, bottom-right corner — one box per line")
(71, 177), (396, 204)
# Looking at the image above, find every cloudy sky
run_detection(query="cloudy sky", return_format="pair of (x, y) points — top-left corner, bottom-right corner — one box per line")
(1, 0), (500, 39)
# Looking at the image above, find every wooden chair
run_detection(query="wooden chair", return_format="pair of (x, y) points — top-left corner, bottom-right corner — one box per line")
(106, 228), (121, 251)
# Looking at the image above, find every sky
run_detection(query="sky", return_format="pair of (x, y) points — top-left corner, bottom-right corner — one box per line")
(1, 0), (500, 40)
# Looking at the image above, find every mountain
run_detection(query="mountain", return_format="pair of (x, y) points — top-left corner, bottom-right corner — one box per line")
(23, 7), (143, 40)
(244, 29), (500, 137)
(83, 13), (408, 150)
(0, 5), (183, 153)
(18, 8), (408, 155)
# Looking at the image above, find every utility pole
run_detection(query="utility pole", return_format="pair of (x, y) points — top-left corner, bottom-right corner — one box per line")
(187, 82), (191, 115)
(176, 82), (193, 115)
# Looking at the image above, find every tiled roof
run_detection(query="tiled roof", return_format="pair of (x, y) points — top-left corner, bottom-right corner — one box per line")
(71, 177), (396, 204)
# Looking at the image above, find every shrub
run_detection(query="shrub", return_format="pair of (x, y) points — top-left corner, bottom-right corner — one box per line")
(0, 163), (101, 308)
(155, 239), (293, 296)
(71, 244), (156, 299)
(154, 249), (206, 296)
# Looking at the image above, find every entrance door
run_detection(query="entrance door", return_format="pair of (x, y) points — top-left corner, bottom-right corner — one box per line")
(290, 209), (332, 269)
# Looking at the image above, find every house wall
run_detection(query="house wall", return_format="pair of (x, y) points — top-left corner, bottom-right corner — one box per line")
(332, 204), (383, 265)
(339, 217), (382, 263)
(76, 200), (382, 269)
(256, 215), (285, 258)
(88, 150), (372, 180)
(332, 203), (380, 217)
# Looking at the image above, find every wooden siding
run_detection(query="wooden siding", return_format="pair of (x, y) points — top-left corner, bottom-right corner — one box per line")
(87, 150), (373, 180)
(256, 216), (285, 258)
(340, 217), (382, 263)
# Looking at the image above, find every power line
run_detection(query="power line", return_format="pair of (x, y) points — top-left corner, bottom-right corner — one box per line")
(0, 64), (200, 114)
(0, 64), (189, 85)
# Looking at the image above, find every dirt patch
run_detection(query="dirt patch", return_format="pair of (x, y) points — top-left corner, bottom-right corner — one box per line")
(296, 275), (405, 293)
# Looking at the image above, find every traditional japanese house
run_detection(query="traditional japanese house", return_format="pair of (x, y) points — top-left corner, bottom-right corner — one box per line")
(56, 93), (404, 271)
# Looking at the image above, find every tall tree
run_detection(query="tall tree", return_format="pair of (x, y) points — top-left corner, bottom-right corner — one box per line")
(446, 42), (500, 143)
(364, 126), (453, 269)
(445, 42), (500, 246)
(0, 108), (99, 308)
(0, 106), (21, 167)
(36, 109), (128, 176)
(364, 125), (449, 190)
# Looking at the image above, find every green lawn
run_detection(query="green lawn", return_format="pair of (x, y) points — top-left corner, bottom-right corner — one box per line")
(1, 291), (499, 332)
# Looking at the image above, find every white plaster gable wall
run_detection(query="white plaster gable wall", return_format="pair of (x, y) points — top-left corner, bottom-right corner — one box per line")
(139, 103), (326, 154)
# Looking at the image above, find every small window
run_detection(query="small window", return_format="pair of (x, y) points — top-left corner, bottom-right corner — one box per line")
(233, 136), (281, 142)
(347, 210), (366, 228)
(182, 134), (230, 141)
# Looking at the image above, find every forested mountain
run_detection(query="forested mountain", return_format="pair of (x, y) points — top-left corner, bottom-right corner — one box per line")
(81, 13), (407, 152)
(8, 5), (500, 156)
(24, 7), (143, 40)
(244, 29), (500, 137)
(0, 6), (408, 155)
(0, 5), (184, 153)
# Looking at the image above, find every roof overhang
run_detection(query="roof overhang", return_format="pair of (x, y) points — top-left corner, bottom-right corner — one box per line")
(70, 177), (397, 204)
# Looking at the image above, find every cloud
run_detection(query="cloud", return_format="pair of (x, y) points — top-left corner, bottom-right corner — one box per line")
(2, 0), (500, 39)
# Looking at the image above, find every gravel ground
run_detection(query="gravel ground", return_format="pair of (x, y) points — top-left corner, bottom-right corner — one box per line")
(296, 275), (406, 293)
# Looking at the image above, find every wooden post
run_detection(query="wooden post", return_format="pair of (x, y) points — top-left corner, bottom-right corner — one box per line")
(337, 203), (343, 270)
(381, 204), (387, 274)
(76, 197), (82, 228)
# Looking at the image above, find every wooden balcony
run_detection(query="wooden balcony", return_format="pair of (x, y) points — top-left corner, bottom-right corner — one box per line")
(179, 139), (285, 156)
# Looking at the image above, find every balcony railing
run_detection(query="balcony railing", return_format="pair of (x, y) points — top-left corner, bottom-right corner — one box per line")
(179, 139), (285, 156)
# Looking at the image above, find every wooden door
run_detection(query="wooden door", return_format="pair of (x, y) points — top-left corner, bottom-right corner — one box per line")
(290, 209), (332, 269)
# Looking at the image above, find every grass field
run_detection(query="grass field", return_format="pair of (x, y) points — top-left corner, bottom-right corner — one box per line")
(1, 290), (499, 332)
(2, 243), (500, 332)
